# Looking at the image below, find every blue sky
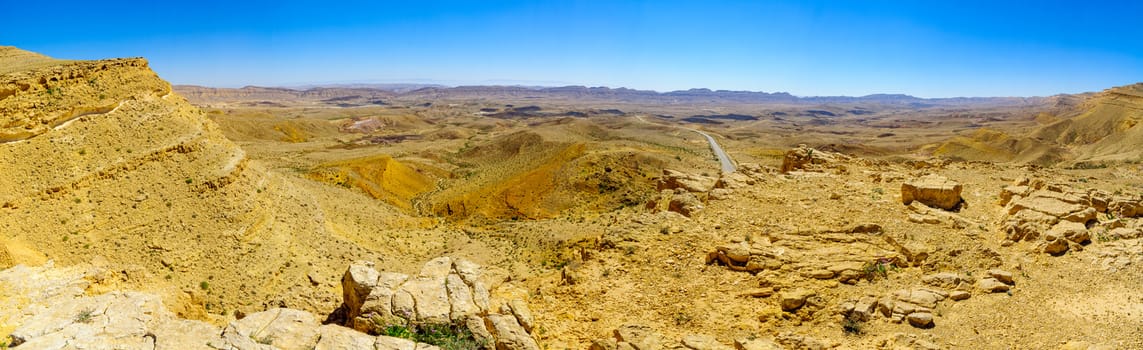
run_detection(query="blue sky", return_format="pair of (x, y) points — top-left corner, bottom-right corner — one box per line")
(2, 0), (1141, 97)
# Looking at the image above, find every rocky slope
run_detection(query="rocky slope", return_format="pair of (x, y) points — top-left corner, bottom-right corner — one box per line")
(932, 83), (1143, 166)
(0, 47), (457, 322)
(2, 258), (540, 350)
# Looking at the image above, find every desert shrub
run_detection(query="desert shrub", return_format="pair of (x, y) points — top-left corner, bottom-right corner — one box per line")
(372, 316), (485, 350)
(860, 257), (899, 281)
(842, 316), (864, 335)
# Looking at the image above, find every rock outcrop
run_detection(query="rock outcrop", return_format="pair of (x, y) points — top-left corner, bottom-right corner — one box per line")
(658, 169), (716, 193)
(900, 174), (963, 211)
(840, 287), (949, 329)
(705, 224), (900, 284)
(996, 179), (1143, 255)
(0, 46), (387, 317)
(590, 325), (788, 350)
(2, 258), (537, 350)
(339, 257), (540, 350)
(779, 145), (849, 173)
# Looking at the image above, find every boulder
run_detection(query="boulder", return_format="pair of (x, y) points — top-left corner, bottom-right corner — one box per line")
(849, 296), (878, 322)
(343, 261), (382, 320)
(780, 145), (844, 173)
(682, 334), (733, 350)
(613, 324), (662, 350)
(987, 270), (1015, 285)
(446, 274), (479, 321)
(779, 289), (815, 312)
(1047, 221), (1091, 244)
(921, 272), (971, 289)
(487, 313), (541, 350)
(315, 324), (377, 350)
(225, 308), (321, 350)
(658, 169), (716, 193)
(1042, 235), (1070, 255)
(668, 192), (705, 217)
(977, 278), (1010, 293)
(733, 337), (784, 350)
(906, 312), (934, 328)
(901, 174), (963, 210)
(507, 299), (535, 333)
(714, 173), (754, 189)
(375, 336), (418, 350)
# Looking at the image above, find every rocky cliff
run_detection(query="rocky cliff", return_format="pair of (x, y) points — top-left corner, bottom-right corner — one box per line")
(0, 47), (439, 321)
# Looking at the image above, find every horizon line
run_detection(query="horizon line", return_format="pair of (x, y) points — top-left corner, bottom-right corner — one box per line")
(171, 80), (1112, 100)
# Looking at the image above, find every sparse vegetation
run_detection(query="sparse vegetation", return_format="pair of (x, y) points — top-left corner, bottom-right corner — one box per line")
(673, 311), (693, 326)
(372, 316), (484, 350)
(842, 316), (864, 335)
(860, 257), (899, 281)
(870, 187), (884, 200)
(74, 308), (95, 323)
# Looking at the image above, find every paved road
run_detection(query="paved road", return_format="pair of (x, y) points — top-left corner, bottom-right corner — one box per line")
(634, 115), (736, 174)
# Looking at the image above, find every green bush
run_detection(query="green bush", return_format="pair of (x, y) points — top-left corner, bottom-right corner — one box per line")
(373, 317), (484, 350)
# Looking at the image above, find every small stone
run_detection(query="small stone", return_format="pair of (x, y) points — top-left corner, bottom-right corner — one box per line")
(1042, 237), (1069, 255)
(724, 246), (751, 264)
(986, 269), (1015, 285)
(949, 291), (970, 301)
(738, 288), (773, 298)
(906, 312), (934, 328)
(682, 334), (733, 350)
(733, 338), (783, 350)
(779, 289), (815, 312)
(977, 278), (1010, 293)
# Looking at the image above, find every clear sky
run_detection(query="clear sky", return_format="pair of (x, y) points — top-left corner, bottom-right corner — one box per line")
(2, 0), (1141, 97)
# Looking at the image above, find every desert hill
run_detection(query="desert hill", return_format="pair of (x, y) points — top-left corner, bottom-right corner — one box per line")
(0, 47), (467, 321)
(930, 83), (1143, 166)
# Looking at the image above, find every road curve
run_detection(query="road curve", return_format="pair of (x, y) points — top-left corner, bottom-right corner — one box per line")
(634, 115), (736, 174)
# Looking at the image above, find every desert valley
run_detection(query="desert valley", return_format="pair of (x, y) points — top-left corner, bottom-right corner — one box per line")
(2, 45), (1142, 350)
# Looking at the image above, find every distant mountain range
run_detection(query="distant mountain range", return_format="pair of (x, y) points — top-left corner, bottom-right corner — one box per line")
(174, 84), (1050, 107)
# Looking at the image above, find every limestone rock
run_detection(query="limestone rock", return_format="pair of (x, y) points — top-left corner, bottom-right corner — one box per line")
(447, 274), (479, 321)
(226, 308), (321, 350)
(508, 299), (535, 333)
(906, 312), (934, 328)
(682, 334), (733, 350)
(375, 336), (418, 350)
(315, 324), (378, 350)
(901, 174), (963, 210)
(1042, 235), (1070, 255)
(714, 172), (755, 189)
(987, 269), (1015, 285)
(779, 289), (815, 312)
(949, 291), (971, 301)
(343, 261), (382, 320)
(466, 315), (495, 350)
(1047, 221), (1091, 244)
(977, 278), (1010, 293)
(419, 257), (454, 279)
(780, 145), (845, 173)
(487, 313), (541, 350)
(669, 192), (705, 217)
(591, 338), (620, 350)
(921, 272), (971, 289)
(733, 337), (783, 350)
(659, 169), (716, 193)
(849, 296), (878, 321)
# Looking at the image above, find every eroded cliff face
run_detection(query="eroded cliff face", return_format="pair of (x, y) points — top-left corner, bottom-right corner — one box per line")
(0, 47), (414, 321)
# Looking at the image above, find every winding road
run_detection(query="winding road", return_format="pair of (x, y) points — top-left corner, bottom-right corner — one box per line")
(634, 115), (736, 174)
